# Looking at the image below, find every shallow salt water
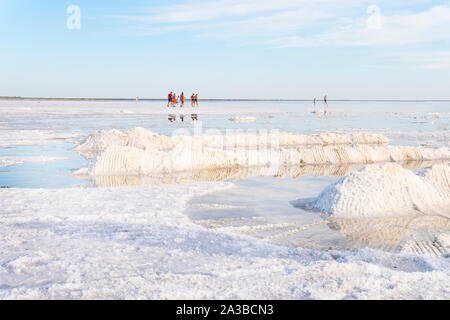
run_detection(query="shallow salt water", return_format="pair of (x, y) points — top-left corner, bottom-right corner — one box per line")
(186, 175), (351, 250)
(185, 173), (450, 253)
(0, 99), (449, 254)
(0, 143), (89, 188)
(1, 99), (448, 188)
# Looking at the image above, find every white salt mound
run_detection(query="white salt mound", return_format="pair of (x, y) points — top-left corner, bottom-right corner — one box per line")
(306, 163), (450, 218)
(74, 127), (175, 159)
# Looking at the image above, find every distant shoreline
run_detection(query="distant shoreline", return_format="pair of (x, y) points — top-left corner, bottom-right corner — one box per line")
(0, 96), (449, 102)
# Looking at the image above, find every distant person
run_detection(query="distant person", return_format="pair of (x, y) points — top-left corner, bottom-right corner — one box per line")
(324, 95), (328, 105)
(172, 93), (177, 107)
(191, 94), (195, 107)
(168, 92), (173, 107)
(195, 94), (199, 107)
(180, 92), (185, 107)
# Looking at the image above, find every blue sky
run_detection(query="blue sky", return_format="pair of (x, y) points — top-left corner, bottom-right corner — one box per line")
(1, 0), (449, 99)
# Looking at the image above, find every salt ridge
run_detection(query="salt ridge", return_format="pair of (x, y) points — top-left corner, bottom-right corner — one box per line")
(88, 144), (450, 176)
(74, 127), (391, 159)
(74, 128), (449, 177)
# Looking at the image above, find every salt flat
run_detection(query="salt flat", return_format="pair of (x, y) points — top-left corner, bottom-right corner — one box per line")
(0, 99), (449, 299)
(1, 183), (449, 299)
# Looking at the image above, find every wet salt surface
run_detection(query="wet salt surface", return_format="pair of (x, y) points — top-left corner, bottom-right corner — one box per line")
(1, 100), (448, 138)
(186, 175), (350, 250)
(186, 174), (450, 253)
(0, 144), (88, 188)
(0, 100), (448, 253)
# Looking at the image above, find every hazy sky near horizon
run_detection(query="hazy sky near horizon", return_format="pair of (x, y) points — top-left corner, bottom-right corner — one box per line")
(1, 0), (449, 99)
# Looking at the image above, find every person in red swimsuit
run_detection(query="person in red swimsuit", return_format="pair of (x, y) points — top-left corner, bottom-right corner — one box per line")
(168, 92), (172, 107)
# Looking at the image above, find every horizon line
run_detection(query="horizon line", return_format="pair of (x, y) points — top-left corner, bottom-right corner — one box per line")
(1, 96), (450, 102)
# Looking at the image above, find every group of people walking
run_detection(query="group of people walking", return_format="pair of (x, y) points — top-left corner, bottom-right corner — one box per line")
(167, 92), (199, 108)
(313, 95), (328, 106)
(312, 95), (329, 115)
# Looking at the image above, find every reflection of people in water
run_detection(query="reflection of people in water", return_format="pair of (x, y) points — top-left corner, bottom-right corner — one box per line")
(169, 114), (196, 122)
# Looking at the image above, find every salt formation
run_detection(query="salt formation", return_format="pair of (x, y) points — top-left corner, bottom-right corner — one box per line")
(301, 163), (450, 218)
(88, 144), (450, 176)
(74, 128), (450, 177)
(74, 128), (175, 159)
(74, 127), (391, 159)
